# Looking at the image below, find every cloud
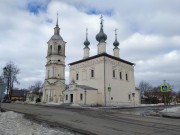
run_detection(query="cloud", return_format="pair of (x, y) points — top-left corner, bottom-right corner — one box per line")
(27, 0), (49, 14)
(135, 50), (180, 88)
(120, 33), (180, 61)
(0, 0), (180, 91)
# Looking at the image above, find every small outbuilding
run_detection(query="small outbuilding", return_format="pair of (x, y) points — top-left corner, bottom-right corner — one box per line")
(63, 81), (98, 106)
(11, 90), (28, 101)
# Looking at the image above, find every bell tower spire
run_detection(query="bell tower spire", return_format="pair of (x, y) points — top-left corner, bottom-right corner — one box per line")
(56, 11), (59, 26)
(54, 11), (60, 35)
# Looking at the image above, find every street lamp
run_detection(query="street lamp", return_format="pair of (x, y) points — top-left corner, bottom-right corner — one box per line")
(24, 92), (26, 102)
(0, 67), (8, 112)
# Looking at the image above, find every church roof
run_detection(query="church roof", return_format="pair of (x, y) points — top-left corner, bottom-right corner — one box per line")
(96, 15), (107, 42)
(69, 53), (134, 66)
(113, 28), (119, 47)
(77, 85), (98, 90)
(50, 34), (63, 41)
(48, 12), (64, 42)
(84, 28), (90, 47)
(11, 90), (28, 97)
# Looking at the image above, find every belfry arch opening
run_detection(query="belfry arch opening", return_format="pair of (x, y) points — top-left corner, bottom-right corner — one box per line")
(50, 45), (52, 55)
(58, 45), (61, 54)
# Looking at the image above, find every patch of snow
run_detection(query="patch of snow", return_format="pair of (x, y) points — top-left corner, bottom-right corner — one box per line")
(47, 102), (62, 105)
(70, 104), (81, 107)
(160, 106), (180, 113)
(140, 103), (164, 106)
(0, 111), (75, 135)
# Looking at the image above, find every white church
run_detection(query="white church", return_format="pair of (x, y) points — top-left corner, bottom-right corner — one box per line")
(42, 15), (140, 106)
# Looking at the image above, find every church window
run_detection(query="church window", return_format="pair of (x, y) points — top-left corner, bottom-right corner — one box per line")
(50, 45), (52, 55)
(119, 72), (122, 80)
(58, 59), (60, 62)
(80, 93), (83, 100)
(66, 95), (68, 100)
(126, 73), (128, 81)
(58, 45), (61, 54)
(48, 70), (50, 78)
(111, 97), (113, 100)
(128, 94), (131, 100)
(76, 73), (79, 80)
(91, 70), (94, 78)
(113, 70), (116, 78)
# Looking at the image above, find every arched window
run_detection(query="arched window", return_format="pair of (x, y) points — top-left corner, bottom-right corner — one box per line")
(126, 73), (128, 81)
(113, 70), (116, 78)
(80, 93), (83, 100)
(48, 70), (50, 78)
(58, 45), (61, 54)
(91, 69), (94, 78)
(119, 71), (122, 79)
(76, 73), (79, 80)
(50, 45), (52, 55)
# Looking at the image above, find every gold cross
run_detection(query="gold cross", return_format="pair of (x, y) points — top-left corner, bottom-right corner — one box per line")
(86, 28), (88, 37)
(100, 15), (104, 23)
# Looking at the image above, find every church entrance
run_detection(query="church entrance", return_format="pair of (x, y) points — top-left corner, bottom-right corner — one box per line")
(70, 94), (73, 103)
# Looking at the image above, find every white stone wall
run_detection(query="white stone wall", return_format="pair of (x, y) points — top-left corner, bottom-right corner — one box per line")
(105, 57), (140, 106)
(83, 47), (90, 58)
(63, 86), (98, 105)
(97, 42), (106, 54)
(45, 64), (65, 79)
(113, 48), (120, 58)
(43, 80), (65, 103)
(69, 57), (105, 104)
(69, 55), (140, 106)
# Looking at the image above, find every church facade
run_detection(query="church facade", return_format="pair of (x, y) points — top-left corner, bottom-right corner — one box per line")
(42, 15), (140, 106)
(42, 15), (66, 104)
(64, 16), (140, 106)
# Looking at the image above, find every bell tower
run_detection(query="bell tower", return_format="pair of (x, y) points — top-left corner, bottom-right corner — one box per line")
(43, 13), (66, 103)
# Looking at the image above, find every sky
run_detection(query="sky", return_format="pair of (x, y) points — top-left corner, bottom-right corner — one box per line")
(0, 0), (180, 91)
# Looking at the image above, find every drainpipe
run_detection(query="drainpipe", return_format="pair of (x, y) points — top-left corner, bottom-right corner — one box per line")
(104, 56), (106, 106)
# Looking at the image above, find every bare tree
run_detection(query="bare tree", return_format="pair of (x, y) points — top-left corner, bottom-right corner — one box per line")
(139, 81), (155, 103)
(3, 61), (20, 99)
(139, 81), (152, 94)
(139, 80), (175, 104)
(34, 81), (42, 91)
(28, 81), (42, 101)
(28, 81), (42, 92)
(177, 91), (180, 103)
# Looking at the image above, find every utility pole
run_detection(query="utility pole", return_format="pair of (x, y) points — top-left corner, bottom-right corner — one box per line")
(109, 91), (110, 106)
(164, 80), (167, 112)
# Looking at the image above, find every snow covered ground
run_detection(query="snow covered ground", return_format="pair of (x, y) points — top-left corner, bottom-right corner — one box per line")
(160, 106), (180, 113)
(160, 106), (180, 118)
(0, 111), (76, 135)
